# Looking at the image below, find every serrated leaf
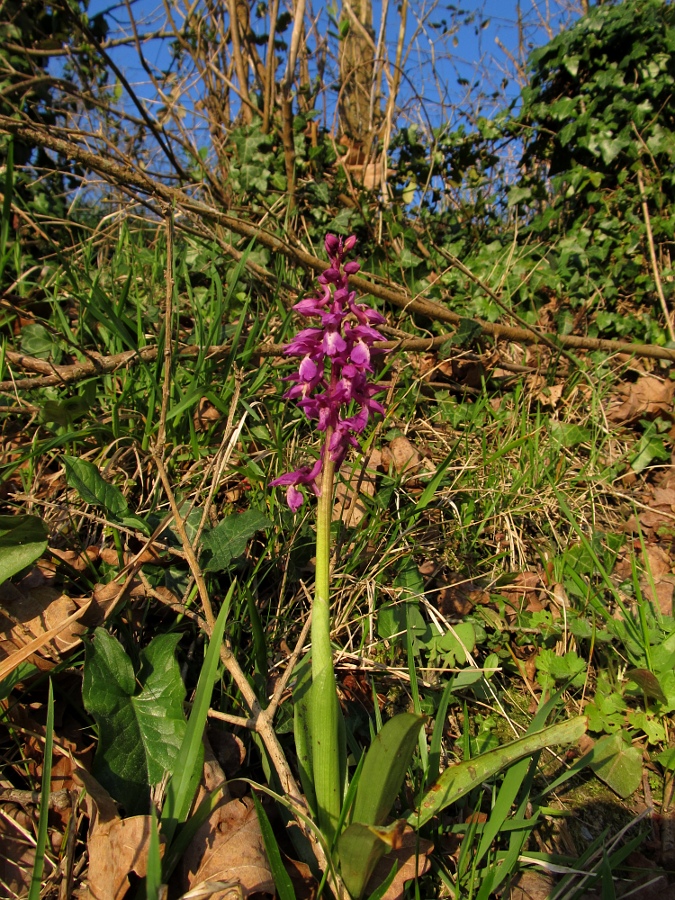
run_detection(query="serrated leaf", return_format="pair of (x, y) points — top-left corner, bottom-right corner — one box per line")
(352, 713), (425, 827)
(0, 514), (48, 585)
(589, 732), (643, 799)
(202, 509), (271, 572)
(83, 629), (188, 815)
(411, 716), (587, 827)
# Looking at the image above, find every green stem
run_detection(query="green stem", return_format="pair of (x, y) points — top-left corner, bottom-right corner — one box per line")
(311, 443), (342, 843)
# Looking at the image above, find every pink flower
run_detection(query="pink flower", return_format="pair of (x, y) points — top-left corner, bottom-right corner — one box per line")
(271, 234), (389, 510)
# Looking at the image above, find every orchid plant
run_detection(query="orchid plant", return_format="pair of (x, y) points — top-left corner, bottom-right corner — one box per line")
(271, 234), (425, 897)
(270, 235), (589, 899)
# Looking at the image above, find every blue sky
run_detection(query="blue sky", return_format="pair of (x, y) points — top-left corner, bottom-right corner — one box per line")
(84, 0), (580, 135)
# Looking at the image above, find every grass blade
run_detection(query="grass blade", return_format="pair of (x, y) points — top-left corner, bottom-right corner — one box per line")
(252, 791), (297, 900)
(28, 679), (54, 900)
(161, 581), (235, 847)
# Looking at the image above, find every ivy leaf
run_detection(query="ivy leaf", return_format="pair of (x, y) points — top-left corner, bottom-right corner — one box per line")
(589, 733), (643, 799)
(202, 509), (271, 572)
(83, 629), (189, 815)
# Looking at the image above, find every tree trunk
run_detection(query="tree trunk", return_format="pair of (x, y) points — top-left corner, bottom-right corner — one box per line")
(338, 0), (376, 142)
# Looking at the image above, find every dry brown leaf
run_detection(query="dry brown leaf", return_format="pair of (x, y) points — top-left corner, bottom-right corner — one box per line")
(86, 815), (161, 900)
(332, 450), (381, 527)
(535, 382), (564, 408)
(0, 582), (86, 655)
(381, 437), (421, 475)
(507, 869), (556, 899)
(642, 543), (672, 579)
(607, 375), (675, 425)
(182, 796), (273, 898)
(364, 826), (433, 900)
(0, 803), (37, 896)
(50, 546), (100, 571)
(75, 766), (164, 900)
(0, 590), (91, 680)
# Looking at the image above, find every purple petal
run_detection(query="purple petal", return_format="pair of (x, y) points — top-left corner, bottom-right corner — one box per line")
(287, 485), (304, 512)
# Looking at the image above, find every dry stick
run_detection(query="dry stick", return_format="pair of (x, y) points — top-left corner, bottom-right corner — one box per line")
(3, 117), (675, 364)
(226, 0), (252, 124)
(637, 169), (675, 343)
(263, 611), (312, 721)
(151, 455), (305, 804)
(152, 453), (337, 881)
(261, 0), (279, 134)
(157, 211), (174, 453)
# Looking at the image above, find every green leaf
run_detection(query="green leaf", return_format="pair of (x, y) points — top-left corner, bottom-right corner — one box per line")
(202, 509), (271, 572)
(0, 514), (48, 585)
(326, 208), (355, 235)
(21, 323), (61, 363)
(338, 821), (404, 900)
(656, 747), (675, 772)
(411, 717), (588, 827)
(161, 583), (234, 852)
(253, 793), (297, 900)
(588, 733), (643, 799)
(28, 680), (53, 900)
(63, 456), (130, 519)
(352, 712), (425, 827)
(550, 422), (591, 448)
(83, 629), (187, 815)
(63, 456), (149, 535)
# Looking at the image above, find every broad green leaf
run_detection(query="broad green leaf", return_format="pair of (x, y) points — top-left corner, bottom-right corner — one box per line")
(589, 733), (643, 799)
(83, 629), (187, 815)
(352, 712), (425, 827)
(64, 456), (130, 519)
(0, 515), (48, 585)
(21, 323), (61, 363)
(63, 456), (149, 535)
(202, 509), (271, 572)
(656, 747), (675, 772)
(550, 422), (591, 448)
(411, 717), (587, 827)
(338, 821), (404, 900)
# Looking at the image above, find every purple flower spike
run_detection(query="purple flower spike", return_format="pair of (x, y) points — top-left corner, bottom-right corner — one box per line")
(271, 233), (389, 511)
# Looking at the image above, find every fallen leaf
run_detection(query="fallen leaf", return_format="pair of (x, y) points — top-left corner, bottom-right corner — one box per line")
(607, 375), (675, 425)
(0, 591), (91, 679)
(75, 767), (164, 900)
(182, 796), (274, 898)
(0, 803), (37, 895)
(535, 382), (564, 408)
(364, 826), (433, 900)
(507, 869), (556, 899)
(333, 450), (381, 527)
(86, 814), (161, 900)
(381, 437), (421, 475)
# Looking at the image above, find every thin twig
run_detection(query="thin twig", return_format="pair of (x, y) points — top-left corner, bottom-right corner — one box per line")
(637, 169), (675, 342)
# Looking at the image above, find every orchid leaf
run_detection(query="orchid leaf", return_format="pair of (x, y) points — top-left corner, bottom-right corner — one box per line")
(411, 716), (587, 827)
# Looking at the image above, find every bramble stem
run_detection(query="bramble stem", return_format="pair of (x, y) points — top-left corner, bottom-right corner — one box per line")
(311, 441), (341, 843)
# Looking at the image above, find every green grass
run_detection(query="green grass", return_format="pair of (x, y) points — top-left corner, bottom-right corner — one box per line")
(1, 218), (673, 899)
